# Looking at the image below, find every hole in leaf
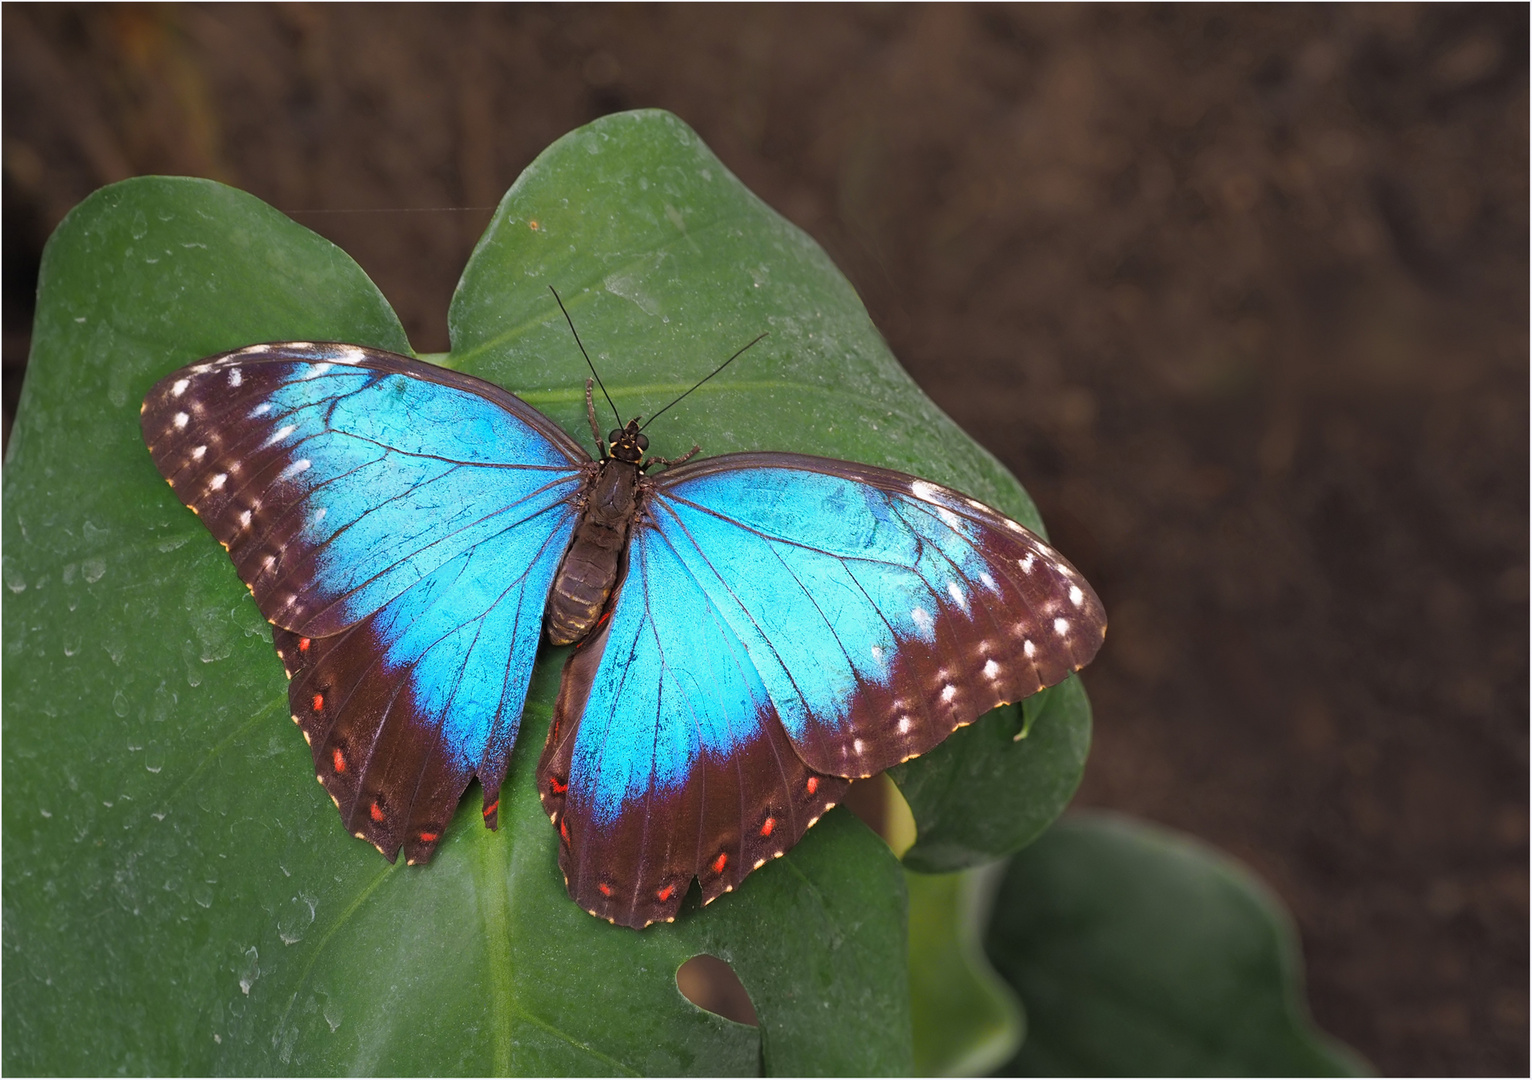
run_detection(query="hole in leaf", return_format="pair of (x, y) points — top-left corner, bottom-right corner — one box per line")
(676, 954), (758, 1026)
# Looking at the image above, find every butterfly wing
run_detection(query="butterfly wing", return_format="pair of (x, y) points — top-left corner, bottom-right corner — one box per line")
(539, 451), (1104, 927)
(142, 343), (589, 863)
(537, 521), (850, 928)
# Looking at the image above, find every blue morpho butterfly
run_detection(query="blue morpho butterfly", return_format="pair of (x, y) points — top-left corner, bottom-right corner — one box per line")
(140, 298), (1107, 929)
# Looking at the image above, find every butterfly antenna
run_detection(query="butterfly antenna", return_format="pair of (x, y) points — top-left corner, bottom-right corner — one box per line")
(550, 286), (620, 425)
(640, 332), (768, 432)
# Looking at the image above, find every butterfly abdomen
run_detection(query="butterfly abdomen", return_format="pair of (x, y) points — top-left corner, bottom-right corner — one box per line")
(546, 459), (642, 647)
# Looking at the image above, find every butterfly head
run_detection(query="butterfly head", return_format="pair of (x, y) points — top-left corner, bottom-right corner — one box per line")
(607, 420), (649, 464)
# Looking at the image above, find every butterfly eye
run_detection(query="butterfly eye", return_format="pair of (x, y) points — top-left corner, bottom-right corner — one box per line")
(635, 433), (649, 451)
(608, 429), (623, 445)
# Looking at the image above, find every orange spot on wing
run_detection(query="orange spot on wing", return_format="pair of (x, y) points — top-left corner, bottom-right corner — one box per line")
(312, 693), (324, 712)
(418, 831), (439, 843)
(598, 882), (613, 897)
(711, 851), (728, 875)
(482, 799), (499, 818)
(656, 883), (674, 902)
(806, 776), (819, 795)
(298, 637), (311, 652)
(760, 816), (776, 838)
(332, 747), (347, 773)
(369, 801), (384, 823)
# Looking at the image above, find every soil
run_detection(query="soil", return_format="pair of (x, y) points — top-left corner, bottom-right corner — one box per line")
(4, 5), (1526, 1075)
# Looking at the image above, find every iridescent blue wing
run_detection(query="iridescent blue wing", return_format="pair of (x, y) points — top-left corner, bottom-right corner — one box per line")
(142, 343), (588, 863)
(539, 452), (1105, 927)
(537, 521), (852, 927)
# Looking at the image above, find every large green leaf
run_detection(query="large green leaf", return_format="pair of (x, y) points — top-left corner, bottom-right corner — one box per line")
(3, 110), (1087, 1073)
(985, 813), (1369, 1077)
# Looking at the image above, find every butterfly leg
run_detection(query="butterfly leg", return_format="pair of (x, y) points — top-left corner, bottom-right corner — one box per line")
(646, 444), (701, 471)
(585, 379), (607, 458)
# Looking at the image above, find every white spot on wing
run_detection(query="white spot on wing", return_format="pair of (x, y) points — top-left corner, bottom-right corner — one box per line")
(936, 505), (962, 528)
(1069, 585), (1085, 607)
(1024, 639), (1037, 658)
(1053, 617), (1070, 636)
(228, 368), (243, 387)
(191, 445), (206, 461)
(942, 684), (957, 702)
(911, 607), (933, 635)
(238, 510), (252, 528)
(263, 424), (296, 448)
(209, 473), (227, 491)
(853, 738), (864, 753)
(1005, 518), (1027, 534)
(984, 659), (1000, 679)
(946, 581), (968, 610)
(301, 362), (333, 379)
(980, 571), (998, 591)
(1019, 553), (1036, 573)
(897, 716), (912, 734)
(911, 479), (939, 501)
(313, 508), (326, 523)
(870, 644), (883, 663)
(249, 403), (271, 418)
(278, 459), (311, 481)
(173, 412), (189, 429)
(335, 346), (368, 365)
(172, 378), (189, 397)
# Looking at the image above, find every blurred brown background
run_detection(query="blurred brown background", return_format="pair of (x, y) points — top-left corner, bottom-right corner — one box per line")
(4, 4), (1526, 1074)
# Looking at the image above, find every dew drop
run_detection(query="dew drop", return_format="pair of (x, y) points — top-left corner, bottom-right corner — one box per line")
(277, 893), (317, 945)
(82, 559), (106, 584)
(113, 690), (129, 718)
(237, 946), (259, 995)
(323, 999), (343, 1033)
(145, 741), (164, 774)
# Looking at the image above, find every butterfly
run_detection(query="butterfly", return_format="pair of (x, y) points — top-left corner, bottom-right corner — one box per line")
(140, 328), (1106, 929)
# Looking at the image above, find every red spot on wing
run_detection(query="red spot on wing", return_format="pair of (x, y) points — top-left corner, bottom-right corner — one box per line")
(559, 818), (569, 843)
(368, 801), (384, 823)
(312, 693), (324, 712)
(298, 637), (311, 652)
(418, 831), (439, 843)
(549, 776), (568, 795)
(598, 882), (613, 897)
(332, 748), (347, 773)
(656, 883), (674, 902)
(711, 851), (728, 875)
(806, 776), (819, 795)
(481, 799), (499, 818)
(760, 816), (776, 838)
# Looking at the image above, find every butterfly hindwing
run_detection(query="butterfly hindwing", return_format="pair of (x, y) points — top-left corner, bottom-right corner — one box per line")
(143, 343), (590, 860)
(538, 525), (850, 927)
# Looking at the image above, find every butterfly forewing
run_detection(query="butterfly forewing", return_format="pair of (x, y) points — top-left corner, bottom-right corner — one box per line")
(646, 453), (1107, 778)
(142, 343), (590, 861)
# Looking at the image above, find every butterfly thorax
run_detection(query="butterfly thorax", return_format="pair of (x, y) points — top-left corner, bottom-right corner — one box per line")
(545, 456), (643, 647)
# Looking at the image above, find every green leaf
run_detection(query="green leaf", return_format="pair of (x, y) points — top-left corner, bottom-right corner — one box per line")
(985, 813), (1370, 1077)
(908, 869), (1023, 1076)
(3, 109), (1086, 1073)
